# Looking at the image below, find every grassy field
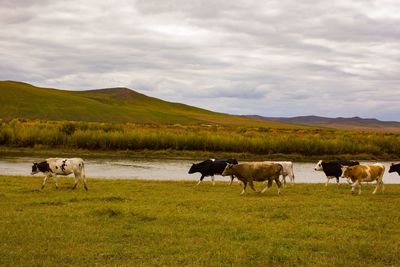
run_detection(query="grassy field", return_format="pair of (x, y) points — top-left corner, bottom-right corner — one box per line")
(1, 119), (400, 160)
(1, 175), (399, 266)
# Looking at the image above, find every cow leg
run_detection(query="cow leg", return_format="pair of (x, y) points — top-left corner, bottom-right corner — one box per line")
(325, 177), (329, 186)
(229, 175), (234, 186)
(351, 180), (359, 194)
(196, 175), (205, 186)
(41, 174), (49, 189)
(72, 176), (79, 190)
(249, 181), (256, 192)
(336, 177), (340, 185)
(372, 183), (378, 194)
(281, 175), (287, 187)
(53, 175), (59, 189)
(240, 182), (248, 195)
(211, 175), (215, 186)
(261, 179), (273, 194)
(82, 174), (88, 191)
(372, 180), (379, 194)
(275, 177), (282, 195)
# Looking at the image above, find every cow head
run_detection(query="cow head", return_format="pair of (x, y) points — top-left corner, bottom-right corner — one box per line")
(341, 166), (352, 178)
(188, 163), (198, 174)
(222, 163), (234, 176)
(389, 163), (399, 173)
(31, 162), (39, 175)
(314, 160), (323, 171)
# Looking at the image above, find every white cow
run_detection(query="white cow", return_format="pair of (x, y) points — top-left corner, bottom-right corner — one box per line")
(264, 161), (295, 185)
(31, 158), (87, 190)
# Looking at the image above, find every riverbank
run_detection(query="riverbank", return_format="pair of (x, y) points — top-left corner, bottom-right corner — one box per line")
(1, 146), (399, 162)
(1, 176), (399, 266)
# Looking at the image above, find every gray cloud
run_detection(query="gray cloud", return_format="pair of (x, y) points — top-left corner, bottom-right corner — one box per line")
(1, 0), (400, 121)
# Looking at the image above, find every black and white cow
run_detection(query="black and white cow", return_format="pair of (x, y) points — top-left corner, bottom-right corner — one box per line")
(314, 160), (359, 186)
(188, 158), (238, 185)
(389, 163), (400, 175)
(31, 158), (87, 190)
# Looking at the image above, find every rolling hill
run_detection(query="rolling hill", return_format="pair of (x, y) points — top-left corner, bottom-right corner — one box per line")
(0, 81), (296, 127)
(249, 115), (400, 132)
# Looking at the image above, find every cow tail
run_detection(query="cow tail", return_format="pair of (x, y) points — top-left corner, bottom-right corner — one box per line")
(290, 163), (295, 182)
(279, 164), (284, 177)
(378, 165), (385, 184)
(278, 163), (284, 186)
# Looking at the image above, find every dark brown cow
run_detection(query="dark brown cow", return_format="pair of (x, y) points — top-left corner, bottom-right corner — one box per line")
(222, 162), (283, 195)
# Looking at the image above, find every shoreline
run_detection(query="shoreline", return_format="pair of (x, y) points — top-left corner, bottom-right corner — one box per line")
(2, 175), (400, 185)
(1, 146), (399, 162)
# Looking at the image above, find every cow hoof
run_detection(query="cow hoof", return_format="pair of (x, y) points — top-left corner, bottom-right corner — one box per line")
(84, 186), (88, 191)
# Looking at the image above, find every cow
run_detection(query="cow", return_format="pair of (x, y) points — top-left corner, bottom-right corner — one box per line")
(31, 158), (87, 190)
(314, 160), (359, 186)
(222, 162), (283, 195)
(264, 161), (295, 185)
(341, 163), (385, 195)
(389, 163), (400, 175)
(188, 158), (238, 185)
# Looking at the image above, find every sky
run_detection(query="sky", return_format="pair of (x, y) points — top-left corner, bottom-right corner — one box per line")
(1, 0), (400, 121)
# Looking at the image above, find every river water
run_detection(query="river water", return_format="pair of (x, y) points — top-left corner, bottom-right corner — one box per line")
(1, 156), (399, 184)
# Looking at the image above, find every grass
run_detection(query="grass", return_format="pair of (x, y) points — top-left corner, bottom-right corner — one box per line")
(1, 175), (399, 266)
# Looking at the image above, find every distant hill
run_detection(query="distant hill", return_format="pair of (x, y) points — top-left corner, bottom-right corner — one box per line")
(0, 81), (296, 128)
(248, 115), (400, 132)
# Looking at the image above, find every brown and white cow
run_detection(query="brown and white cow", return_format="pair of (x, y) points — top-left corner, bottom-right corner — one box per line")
(341, 163), (385, 195)
(222, 162), (283, 195)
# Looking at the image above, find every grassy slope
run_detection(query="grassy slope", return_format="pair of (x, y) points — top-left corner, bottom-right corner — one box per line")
(1, 176), (399, 266)
(0, 81), (300, 128)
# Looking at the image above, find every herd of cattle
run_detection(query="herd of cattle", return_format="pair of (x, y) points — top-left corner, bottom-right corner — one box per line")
(31, 157), (400, 195)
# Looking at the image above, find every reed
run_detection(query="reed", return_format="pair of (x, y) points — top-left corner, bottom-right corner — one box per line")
(1, 119), (399, 158)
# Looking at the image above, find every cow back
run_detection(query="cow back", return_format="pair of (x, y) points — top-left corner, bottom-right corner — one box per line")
(189, 158), (238, 176)
(231, 162), (282, 182)
(344, 164), (385, 182)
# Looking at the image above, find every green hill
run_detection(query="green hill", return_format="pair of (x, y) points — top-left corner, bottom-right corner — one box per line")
(0, 81), (297, 127)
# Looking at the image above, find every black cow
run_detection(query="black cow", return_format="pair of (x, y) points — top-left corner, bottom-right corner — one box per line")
(314, 160), (359, 186)
(188, 158), (238, 185)
(389, 163), (400, 175)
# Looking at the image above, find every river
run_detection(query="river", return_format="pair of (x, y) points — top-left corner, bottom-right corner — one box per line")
(0, 156), (399, 184)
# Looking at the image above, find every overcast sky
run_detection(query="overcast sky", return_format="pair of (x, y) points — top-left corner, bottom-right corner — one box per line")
(1, 0), (399, 120)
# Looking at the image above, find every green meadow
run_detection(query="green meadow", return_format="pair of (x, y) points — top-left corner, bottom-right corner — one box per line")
(0, 81), (297, 127)
(0, 176), (399, 266)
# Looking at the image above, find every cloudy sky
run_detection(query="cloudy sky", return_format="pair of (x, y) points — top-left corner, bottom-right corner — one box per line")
(1, 0), (400, 120)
